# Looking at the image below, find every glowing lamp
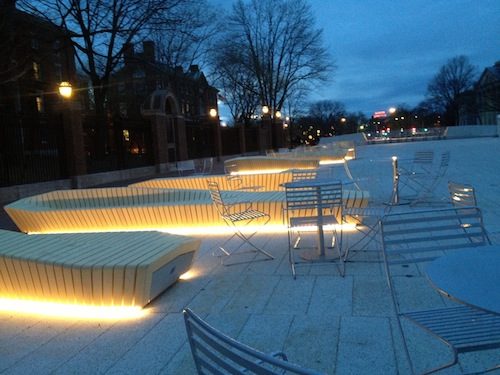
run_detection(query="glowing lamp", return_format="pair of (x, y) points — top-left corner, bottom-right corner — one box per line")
(58, 81), (73, 98)
(209, 108), (217, 117)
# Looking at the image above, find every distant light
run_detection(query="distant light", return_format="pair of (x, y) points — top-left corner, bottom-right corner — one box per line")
(341, 117), (346, 123)
(262, 105), (269, 115)
(275, 110), (282, 119)
(209, 108), (217, 117)
(220, 121), (227, 127)
(58, 81), (73, 98)
(388, 107), (396, 114)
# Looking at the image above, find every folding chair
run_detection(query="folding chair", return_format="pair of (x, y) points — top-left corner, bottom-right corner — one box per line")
(183, 308), (325, 375)
(399, 151), (450, 205)
(176, 160), (196, 176)
(207, 181), (273, 265)
(341, 157), (389, 260)
(193, 157), (214, 175)
(380, 207), (500, 374)
(284, 179), (344, 278)
(448, 181), (477, 207)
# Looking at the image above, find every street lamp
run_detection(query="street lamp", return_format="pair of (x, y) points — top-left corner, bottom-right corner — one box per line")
(262, 105), (270, 115)
(209, 108), (218, 118)
(58, 81), (73, 99)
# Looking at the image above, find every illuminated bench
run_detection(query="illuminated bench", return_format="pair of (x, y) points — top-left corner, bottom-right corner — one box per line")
(224, 156), (319, 175)
(0, 229), (200, 307)
(131, 172), (296, 192)
(5, 184), (369, 234)
(4, 187), (288, 234)
(271, 141), (356, 164)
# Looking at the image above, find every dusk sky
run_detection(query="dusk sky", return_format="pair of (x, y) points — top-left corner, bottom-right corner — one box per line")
(311, 0), (499, 115)
(216, 0), (499, 117)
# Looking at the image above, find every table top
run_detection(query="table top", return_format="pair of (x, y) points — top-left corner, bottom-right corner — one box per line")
(425, 246), (500, 314)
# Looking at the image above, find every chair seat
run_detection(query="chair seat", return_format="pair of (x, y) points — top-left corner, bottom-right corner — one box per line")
(223, 209), (269, 222)
(404, 305), (500, 352)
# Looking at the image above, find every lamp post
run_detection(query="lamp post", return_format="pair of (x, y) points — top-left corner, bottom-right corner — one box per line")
(58, 81), (86, 186)
(209, 107), (222, 161)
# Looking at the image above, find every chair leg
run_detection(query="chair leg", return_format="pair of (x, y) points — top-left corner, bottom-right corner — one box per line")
(215, 217), (274, 266)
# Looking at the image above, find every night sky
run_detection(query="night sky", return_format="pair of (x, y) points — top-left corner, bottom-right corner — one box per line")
(215, 0), (499, 118)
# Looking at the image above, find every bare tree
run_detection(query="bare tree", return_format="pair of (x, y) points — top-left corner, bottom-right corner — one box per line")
(427, 55), (478, 125)
(152, 1), (219, 70)
(17, 0), (195, 155)
(309, 100), (345, 122)
(212, 0), (332, 122)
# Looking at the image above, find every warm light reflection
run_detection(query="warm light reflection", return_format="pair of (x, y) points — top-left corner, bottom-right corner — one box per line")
(28, 223), (357, 237)
(179, 269), (200, 280)
(229, 168), (300, 175)
(319, 159), (347, 165)
(0, 298), (146, 320)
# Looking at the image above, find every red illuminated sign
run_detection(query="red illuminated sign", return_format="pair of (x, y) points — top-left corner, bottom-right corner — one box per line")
(373, 111), (387, 119)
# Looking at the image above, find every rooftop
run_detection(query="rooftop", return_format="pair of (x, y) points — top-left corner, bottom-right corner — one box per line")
(1, 136), (500, 374)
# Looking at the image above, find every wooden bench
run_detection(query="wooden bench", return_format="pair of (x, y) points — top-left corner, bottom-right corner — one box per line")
(4, 184), (369, 234)
(0, 229), (200, 307)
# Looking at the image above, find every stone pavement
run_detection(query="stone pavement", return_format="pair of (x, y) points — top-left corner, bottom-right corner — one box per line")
(1, 137), (500, 374)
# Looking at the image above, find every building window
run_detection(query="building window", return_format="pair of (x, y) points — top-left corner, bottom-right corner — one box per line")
(35, 95), (44, 113)
(32, 61), (41, 80)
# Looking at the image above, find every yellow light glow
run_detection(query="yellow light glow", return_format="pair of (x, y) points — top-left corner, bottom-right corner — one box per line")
(209, 108), (218, 117)
(179, 269), (200, 280)
(0, 298), (146, 320)
(319, 159), (346, 165)
(262, 105), (269, 114)
(58, 81), (73, 98)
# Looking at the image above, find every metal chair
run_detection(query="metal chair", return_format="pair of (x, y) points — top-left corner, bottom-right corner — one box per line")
(341, 157), (389, 260)
(193, 157), (214, 175)
(183, 308), (325, 374)
(207, 181), (273, 265)
(176, 159), (196, 176)
(380, 207), (500, 374)
(284, 179), (344, 278)
(399, 151), (450, 205)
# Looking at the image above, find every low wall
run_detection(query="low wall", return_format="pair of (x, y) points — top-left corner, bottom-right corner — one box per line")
(445, 125), (498, 139)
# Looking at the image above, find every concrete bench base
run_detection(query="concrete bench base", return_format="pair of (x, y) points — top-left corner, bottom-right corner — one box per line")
(0, 230), (200, 307)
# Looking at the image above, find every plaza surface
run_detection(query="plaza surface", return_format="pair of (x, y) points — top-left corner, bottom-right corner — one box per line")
(1, 136), (500, 374)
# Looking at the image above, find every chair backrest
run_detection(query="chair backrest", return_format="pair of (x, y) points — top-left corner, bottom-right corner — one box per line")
(448, 181), (476, 207)
(291, 169), (317, 182)
(177, 160), (196, 175)
(285, 180), (343, 215)
(380, 207), (490, 266)
(183, 308), (324, 375)
(207, 181), (228, 217)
